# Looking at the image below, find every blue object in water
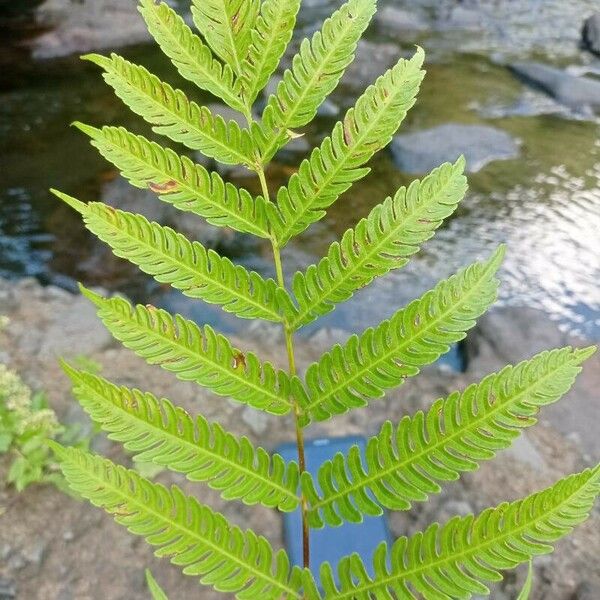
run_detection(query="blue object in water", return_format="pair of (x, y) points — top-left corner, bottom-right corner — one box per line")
(276, 436), (392, 587)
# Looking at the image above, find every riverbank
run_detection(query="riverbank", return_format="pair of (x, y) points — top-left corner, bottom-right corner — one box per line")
(0, 278), (598, 599)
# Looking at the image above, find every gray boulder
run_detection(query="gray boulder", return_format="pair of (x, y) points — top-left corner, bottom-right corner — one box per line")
(374, 7), (428, 37)
(509, 62), (600, 112)
(31, 0), (153, 59)
(390, 124), (519, 174)
(342, 40), (403, 90)
(582, 13), (600, 56)
(464, 306), (567, 376)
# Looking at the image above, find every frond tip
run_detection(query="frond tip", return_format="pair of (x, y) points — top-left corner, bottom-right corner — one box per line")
(317, 465), (600, 599)
(63, 364), (300, 511)
(303, 345), (596, 527)
(50, 445), (310, 600)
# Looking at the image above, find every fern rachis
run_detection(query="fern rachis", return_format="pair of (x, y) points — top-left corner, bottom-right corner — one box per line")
(50, 1), (600, 598)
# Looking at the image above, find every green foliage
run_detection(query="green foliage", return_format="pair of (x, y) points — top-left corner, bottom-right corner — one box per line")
(50, 1), (599, 598)
(0, 361), (90, 492)
(145, 570), (169, 600)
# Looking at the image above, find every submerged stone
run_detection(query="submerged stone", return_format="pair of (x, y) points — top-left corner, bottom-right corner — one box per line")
(390, 123), (519, 174)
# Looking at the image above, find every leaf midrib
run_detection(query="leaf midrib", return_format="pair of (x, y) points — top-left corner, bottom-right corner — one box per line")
(329, 472), (597, 599)
(102, 300), (292, 412)
(303, 259), (497, 416)
(87, 204), (283, 322)
(106, 60), (251, 166)
(68, 454), (301, 598)
(99, 130), (269, 238)
(309, 354), (578, 513)
(292, 172), (460, 327)
(278, 59), (420, 242)
(79, 378), (299, 505)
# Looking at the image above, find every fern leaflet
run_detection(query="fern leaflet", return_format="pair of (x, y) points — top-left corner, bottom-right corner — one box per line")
(79, 287), (295, 416)
(291, 159), (468, 329)
(258, 0), (376, 162)
(315, 465), (600, 599)
(191, 0), (259, 76)
(295, 247), (504, 425)
(75, 123), (272, 238)
(146, 570), (169, 600)
(271, 49), (426, 245)
(241, 0), (301, 105)
(303, 346), (596, 527)
(63, 364), (300, 511)
(51, 445), (309, 600)
(83, 53), (256, 167)
(139, 0), (244, 113)
(52, 191), (293, 322)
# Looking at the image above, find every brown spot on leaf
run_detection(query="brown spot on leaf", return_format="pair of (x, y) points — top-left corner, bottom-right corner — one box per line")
(149, 180), (178, 194)
(233, 352), (246, 370)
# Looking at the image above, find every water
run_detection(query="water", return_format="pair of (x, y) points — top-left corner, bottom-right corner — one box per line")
(0, 1), (599, 345)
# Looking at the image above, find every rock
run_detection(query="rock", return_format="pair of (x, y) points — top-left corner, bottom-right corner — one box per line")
(502, 433), (546, 471)
(441, 6), (484, 30)
(273, 135), (311, 165)
(573, 581), (600, 600)
(509, 62), (600, 112)
(343, 40), (403, 90)
(374, 7), (428, 37)
(390, 124), (519, 174)
(0, 579), (16, 600)
(241, 405), (270, 436)
(464, 307), (566, 376)
(582, 13), (600, 56)
(37, 293), (114, 360)
(31, 0), (153, 59)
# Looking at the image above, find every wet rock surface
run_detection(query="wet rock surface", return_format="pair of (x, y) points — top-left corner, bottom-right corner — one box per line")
(509, 62), (600, 112)
(582, 13), (600, 56)
(1, 279), (599, 599)
(390, 123), (520, 174)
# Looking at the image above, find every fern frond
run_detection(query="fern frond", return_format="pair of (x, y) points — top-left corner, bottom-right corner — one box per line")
(74, 123), (272, 238)
(191, 0), (259, 76)
(52, 191), (293, 322)
(303, 346), (596, 527)
(295, 247), (504, 425)
(258, 0), (376, 162)
(63, 364), (300, 511)
(241, 0), (301, 105)
(51, 445), (309, 600)
(139, 0), (244, 113)
(146, 570), (169, 600)
(291, 159), (468, 329)
(316, 465), (600, 599)
(83, 53), (256, 167)
(78, 287), (295, 416)
(271, 48), (426, 245)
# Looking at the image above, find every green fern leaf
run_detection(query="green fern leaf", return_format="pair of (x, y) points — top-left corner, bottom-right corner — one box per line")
(74, 123), (272, 238)
(241, 0), (301, 105)
(52, 191), (293, 322)
(83, 53), (256, 167)
(258, 0), (376, 162)
(295, 247), (504, 425)
(517, 561), (534, 600)
(291, 159), (468, 329)
(145, 570), (169, 600)
(303, 345), (596, 527)
(51, 445), (309, 600)
(316, 465), (600, 599)
(78, 287), (295, 416)
(191, 0), (259, 76)
(271, 48), (426, 245)
(63, 364), (300, 511)
(139, 0), (245, 113)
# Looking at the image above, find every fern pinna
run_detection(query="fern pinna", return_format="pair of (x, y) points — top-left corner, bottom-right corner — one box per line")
(50, 0), (599, 598)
